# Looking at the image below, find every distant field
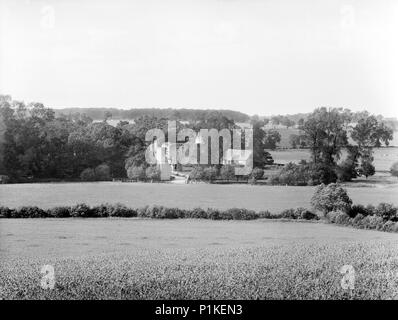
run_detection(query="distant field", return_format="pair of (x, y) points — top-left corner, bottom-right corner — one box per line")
(270, 147), (398, 172)
(1, 219), (398, 299)
(1, 182), (398, 211)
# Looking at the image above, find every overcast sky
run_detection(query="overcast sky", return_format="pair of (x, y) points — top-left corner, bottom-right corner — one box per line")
(1, 0), (397, 117)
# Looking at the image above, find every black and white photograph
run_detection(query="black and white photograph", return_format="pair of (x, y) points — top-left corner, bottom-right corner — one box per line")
(1, 0), (398, 311)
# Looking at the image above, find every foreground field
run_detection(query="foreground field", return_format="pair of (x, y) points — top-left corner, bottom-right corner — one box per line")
(1, 182), (398, 211)
(1, 219), (398, 299)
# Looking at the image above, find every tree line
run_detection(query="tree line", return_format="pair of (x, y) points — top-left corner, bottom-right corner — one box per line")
(0, 95), (278, 182)
(55, 107), (250, 123)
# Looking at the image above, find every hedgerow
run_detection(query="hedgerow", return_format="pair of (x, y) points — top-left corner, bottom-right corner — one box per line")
(1, 201), (397, 233)
(0, 204), (316, 221)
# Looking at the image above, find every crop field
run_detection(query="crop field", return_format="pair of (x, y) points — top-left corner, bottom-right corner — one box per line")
(1, 181), (398, 212)
(1, 219), (398, 299)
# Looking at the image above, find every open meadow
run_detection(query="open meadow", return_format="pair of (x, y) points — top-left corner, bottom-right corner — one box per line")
(1, 181), (398, 211)
(1, 218), (398, 299)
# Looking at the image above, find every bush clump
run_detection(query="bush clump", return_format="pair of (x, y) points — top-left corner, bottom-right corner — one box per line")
(69, 203), (94, 218)
(48, 206), (70, 218)
(188, 207), (208, 219)
(257, 210), (272, 219)
(311, 183), (352, 215)
(16, 206), (47, 218)
(374, 203), (398, 221)
(206, 208), (222, 220)
(107, 203), (137, 217)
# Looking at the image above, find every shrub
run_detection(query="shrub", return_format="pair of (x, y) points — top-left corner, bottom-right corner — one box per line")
(348, 204), (369, 218)
(280, 208), (298, 219)
(107, 203), (137, 217)
(206, 208), (221, 220)
(276, 161), (337, 186)
(352, 213), (365, 227)
(220, 165), (236, 180)
(381, 220), (396, 232)
(219, 209), (234, 220)
(94, 164), (111, 181)
(0, 206), (11, 218)
(137, 206), (149, 218)
(127, 166), (146, 181)
(48, 206), (71, 218)
(80, 168), (96, 181)
(233, 208), (257, 220)
(189, 166), (204, 181)
(390, 161), (398, 177)
(188, 207), (208, 219)
(251, 168), (264, 180)
(365, 204), (376, 216)
(363, 215), (384, 230)
(326, 211), (340, 223)
(374, 203), (398, 221)
(258, 210), (272, 219)
(157, 207), (185, 219)
(145, 166), (161, 181)
(294, 207), (318, 220)
(336, 159), (358, 182)
(358, 160), (375, 179)
(311, 183), (352, 215)
(91, 204), (110, 217)
(0, 175), (10, 184)
(335, 211), (351, 225)
(203, 166), (218, 182)
(16, 206), (47, 218)
(69, 203), (93, 218)
(143, 205), (160, 218)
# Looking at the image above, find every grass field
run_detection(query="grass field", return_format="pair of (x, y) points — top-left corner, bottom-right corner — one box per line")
(1, 181), (398, 212)
(1, 219), (398, 299)
(270, 147), (398, 171)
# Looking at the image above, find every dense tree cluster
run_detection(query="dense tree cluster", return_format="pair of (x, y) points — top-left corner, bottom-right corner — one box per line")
(298, 107), (393, 183)
(0, 96), (271, 182)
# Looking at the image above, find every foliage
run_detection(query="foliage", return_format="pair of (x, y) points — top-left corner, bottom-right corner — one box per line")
(189, 166), (204, 181)
(264, 129), (281, 150)
(390, 162), (398, 177)
(271, 161), (337, 186)
(0, 175), (10, 184)
(188, 207), (208, 219)
(126, 166), (146, 180)
(358, 158), (375, 179)
(219, 165), (236, 180)
(69, 203), (94, 218)
(203, 166), (218, 182)
(47, 206), (70, 218)
(311, 183), (352, 215)
(251, 167), (264, 180)
(289, 134), (307, 149)
(80, 168), (96, 181)
(348, 204), (369, 218)
(1, 203), (397, 234)
(336, 159), (358, 182)
(94, 164), (111, 181)
(374, 203), (398, 221)
(145, 166), (161, 181)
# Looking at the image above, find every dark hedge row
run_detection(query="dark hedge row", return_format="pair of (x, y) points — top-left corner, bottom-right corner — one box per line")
(0, 204), (319, 221)
(325, 203), (398, 233)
